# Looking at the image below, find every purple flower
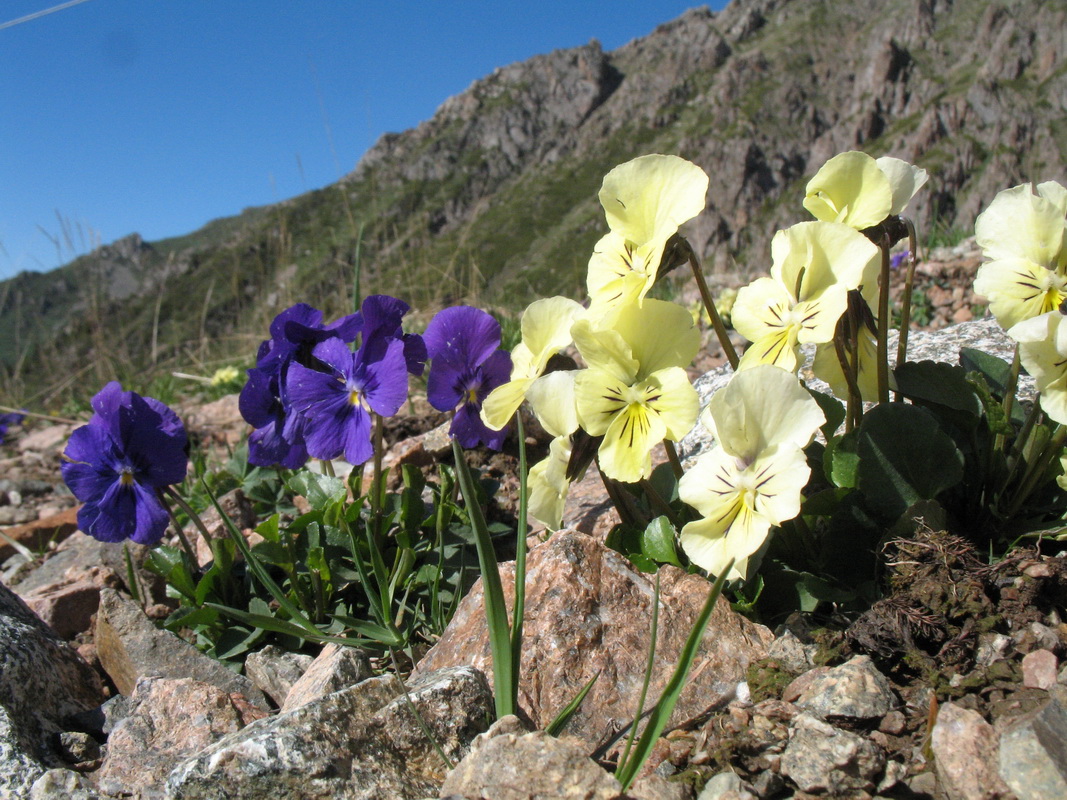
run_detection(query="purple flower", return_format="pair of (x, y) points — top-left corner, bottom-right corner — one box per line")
(890, 250), (910, 270)
(360, 295), (427, 376)
(61, 382), (188, 545)
(424, 306), (513, 449)
(0, 409), (26, 444)
(238, 367), (308, 469)
(241, 298), (423, 468)
(286, 336), (410, 465)
(240, 303), (362, 468)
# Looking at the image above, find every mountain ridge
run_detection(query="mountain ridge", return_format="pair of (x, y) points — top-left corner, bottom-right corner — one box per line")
(2, 0), (1064, 403)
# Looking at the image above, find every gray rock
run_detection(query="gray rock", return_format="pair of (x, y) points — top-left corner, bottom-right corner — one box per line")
(167, 667), (493, 800)
(932, 701), (1009, 800)
(793, 655), (896, 720)
(96, 676), (251, 798)
(56, 731), (100, 764)
(94, 588), (268, 709)
(998, 688), (1067, 800)
(780, 712), (886, 794)
(244, 644), (314, 707)
(0, 580), (104, 798)
(766, 630), (815, 674)
(0, 704), (47, 800)
(30, 768), (113, 800)
(696, 770), (757, 800)
(280, 642), (372, 712)
(440, 729), (621, 800)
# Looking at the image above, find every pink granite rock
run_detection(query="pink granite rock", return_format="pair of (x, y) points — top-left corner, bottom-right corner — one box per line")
(414, 530), (773, 749)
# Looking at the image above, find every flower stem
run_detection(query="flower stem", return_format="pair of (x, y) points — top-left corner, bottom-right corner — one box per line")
(511, 415), (529, 698)
(158, 487), (202, 568)
(876, 237), (891, 405)
(664, 440), (684, 480)
(687, 244), (738, 369)
(996, 347), (1023, 455)
(895, 219), (919, 369)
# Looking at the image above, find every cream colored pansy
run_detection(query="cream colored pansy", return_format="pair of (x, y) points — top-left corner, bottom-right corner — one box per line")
(680, 365), (824, 581)
(731, 221), (880, 372)
(1007, 306), (1067, 426)
(811, 330), (880, 403)
(973, 181), (1067, 331)
(481, 296), (584, 430)
(527, 435), (573, 530)
(573, 299), (700, 483)
(586, 155), (709, 320)
(803, 151), (927, 230)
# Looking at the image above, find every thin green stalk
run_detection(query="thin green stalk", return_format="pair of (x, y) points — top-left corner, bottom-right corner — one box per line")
(617, 572), (660, 772)
(895, 219), (919, 367)
(1005, 423), (1067, 518)
(159, 486), (206, 568)
(0, 404), (82, 425)
(371, 413), (387, 539)
(320, 458), (336, 478)
(1003, 399), (1043, 484)
(876, 238), (891, 405)
(614, 561), (733, 791)
(687, 246), (738, 369)
(833, 336), (862, 433)
(452, 439), (515, 719)
(664, 440), (684, 480)
(511, 415), (529, 699)
(388, 648), (454, 770)
(639, 476), (684, 528)
(995, 347), (1023, 455)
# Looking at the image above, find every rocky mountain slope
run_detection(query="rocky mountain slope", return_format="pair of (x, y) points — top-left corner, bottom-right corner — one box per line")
(2, 0), (1064, 403)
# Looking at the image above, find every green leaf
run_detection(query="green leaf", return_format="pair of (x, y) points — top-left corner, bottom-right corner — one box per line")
(808, 389), (846, 440)
(288, 471), (347, 511)
(801, 486), (851, 517)
(145, 546), (198, 600)
(640, 517), (682, 567)
(825, 432), (860, 489)
(894, 360), (982, 427)
(614, 564), (732, 791)
(855, 404), (964, 519)
(255, 513), (281, 542)
(960, 347), (1013, 397)
(452, 440), (515, 719)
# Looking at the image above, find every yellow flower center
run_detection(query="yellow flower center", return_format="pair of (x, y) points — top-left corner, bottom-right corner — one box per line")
(119, 469), (135, 486)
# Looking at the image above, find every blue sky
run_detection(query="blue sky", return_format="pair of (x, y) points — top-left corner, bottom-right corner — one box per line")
(0, 0), (726, 279)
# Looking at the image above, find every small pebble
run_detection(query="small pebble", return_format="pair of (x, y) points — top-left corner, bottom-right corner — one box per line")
(1022, 649), (1058, 690)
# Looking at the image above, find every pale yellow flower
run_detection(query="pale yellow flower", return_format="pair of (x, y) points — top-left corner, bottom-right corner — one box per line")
(803, 151), (927, 230)
(680, 365), (824, 580)
(527, 435), (573, 530)
(573, 299), (700, 482)
(731, 221), (880, 372)
(586, 155), (708, 320)
(481, 296), (583, 430)
(1007, 307), (1067, 426)
(974, 181), (1067, 330)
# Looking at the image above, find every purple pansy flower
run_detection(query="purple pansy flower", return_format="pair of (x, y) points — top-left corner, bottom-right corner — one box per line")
(286, 336), (410, 465)
(0, 409), (26, 444)
(238, 367), (309, 469)
(240, 303), (362, 468)
(890, 250), (910, 270)
(61, 382), (188, 545)
(424, 306), (513, 450)
(360, 295), (427, 376)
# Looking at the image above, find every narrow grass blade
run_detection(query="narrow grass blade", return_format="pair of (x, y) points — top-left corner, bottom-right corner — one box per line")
(614, 561), (733, 791)
(618, 572), (660, 770)
(452, 439), (514, 719)
(203, 479), (323, 638)
(511, 414), (529, 696)
(546, 670), (601, 737)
